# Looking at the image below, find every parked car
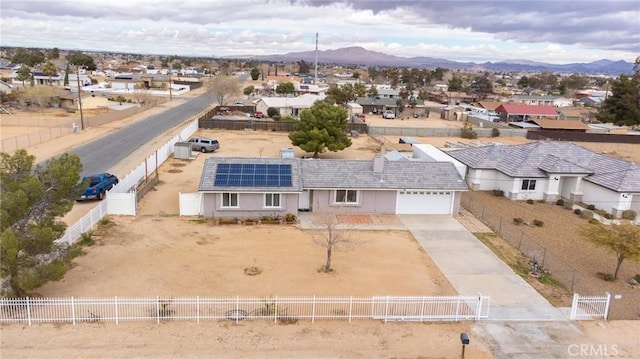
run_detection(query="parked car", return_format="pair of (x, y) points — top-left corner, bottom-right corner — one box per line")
(188, 137), (220, 153)
(78, 172), (119, 201)
(383, 110), (396, 119)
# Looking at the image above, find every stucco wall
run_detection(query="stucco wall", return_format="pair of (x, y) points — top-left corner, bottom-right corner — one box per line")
(310, 189), (397, 214)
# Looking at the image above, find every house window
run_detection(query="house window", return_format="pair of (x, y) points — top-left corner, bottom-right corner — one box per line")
(221, 193), (238, 207)
(264, 193), (281, 208)
(335, 190), (358, 204)
(521, 179), (537, 191)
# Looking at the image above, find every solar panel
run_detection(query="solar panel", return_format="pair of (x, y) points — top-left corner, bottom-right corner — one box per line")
(214, 163), (292, 187)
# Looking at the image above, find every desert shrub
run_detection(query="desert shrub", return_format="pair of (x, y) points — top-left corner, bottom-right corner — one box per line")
(491, 128), (500, 138)
(513, 217), (523, 225)
(587, 204), (596, 210)
(580, 210), (594, 219)
(526, 199), (534, 204)
(634, 274), (640, 283)
(266, 107), (279, 118)
(588, 218), (600, 224)
(555, 199), (565, 206)
(460, 122), (478, 139)
(284, 213), (297, 222)
(491, 189), (504, 197)
(622, 210), (637, 220)
(532, 219), (544, 227)
(596, 272), (615, 282)
(573, 208), (582, 215)
(78, 231), (95, 246)
(603, 213), (614, 220)
(563, 200), (574, 210)
(279, 116), (298, 123)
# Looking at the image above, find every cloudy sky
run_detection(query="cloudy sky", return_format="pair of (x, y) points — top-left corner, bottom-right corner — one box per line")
(1, 0), (638, 64)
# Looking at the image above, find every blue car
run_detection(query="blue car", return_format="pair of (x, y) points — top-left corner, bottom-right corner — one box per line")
(78, 172), (119, 201)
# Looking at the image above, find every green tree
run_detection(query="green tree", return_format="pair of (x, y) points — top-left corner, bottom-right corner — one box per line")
(0, 150), (84, 297)
(42, 61), (58, 85)
(596, 60), (640, 127)
(580, 223), (640, 280)
(16, 65), (32, 86)
(206, 75), (240, 105)
(289, 101), (352, 158)
(250, 67), (260, 80)
(298, 60), (310, 74)
(63, 62), (70, 87)
(275, 82), (295, 95)
(517, 76), (530, 88)
(448, 76), (464, 92)
(366, 86), (379, 97)
(49, 47), (60, 60)
(243, 85), (255, 96)
(66, 52), (97, 71)
(11, 48), (45, 67)
(470, 74), (494, 99)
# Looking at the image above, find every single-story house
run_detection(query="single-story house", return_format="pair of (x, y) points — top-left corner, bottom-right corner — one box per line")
(196, 155), (468, 218)
(446, 142), (640, 217)
(511, 95), (571, 107)
(557, 106), (597, 121)
(529, 118), (589, 132)
(494, 104), (559, 122)
(255, 94), (324, 118)
(355, 96), (398, 114)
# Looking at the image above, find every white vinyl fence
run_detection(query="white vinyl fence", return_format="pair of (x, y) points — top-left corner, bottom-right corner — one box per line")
(570, 292), (611, 320)
(0, 295), (490, 325)
(56, 118), (199, 245)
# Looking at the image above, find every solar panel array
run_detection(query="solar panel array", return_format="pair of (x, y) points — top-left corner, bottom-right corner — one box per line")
(214, 163), (293, 187)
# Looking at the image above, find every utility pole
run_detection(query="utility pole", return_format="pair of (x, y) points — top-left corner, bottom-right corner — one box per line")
(168, 66), (173, 101)
(76, 65), (85, 130)
(314, 32), (319, 85)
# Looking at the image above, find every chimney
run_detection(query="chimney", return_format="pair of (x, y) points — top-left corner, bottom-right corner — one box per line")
(373, 154), (384, 173)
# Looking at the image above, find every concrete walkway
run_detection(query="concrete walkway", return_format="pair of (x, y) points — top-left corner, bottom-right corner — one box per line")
(399, 215), (565, 321)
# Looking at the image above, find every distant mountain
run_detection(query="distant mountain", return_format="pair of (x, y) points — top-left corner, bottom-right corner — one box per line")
(240, 46), (634, 76)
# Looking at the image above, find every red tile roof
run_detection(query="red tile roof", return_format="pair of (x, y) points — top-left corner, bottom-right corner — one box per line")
(495, 104), (558, 116)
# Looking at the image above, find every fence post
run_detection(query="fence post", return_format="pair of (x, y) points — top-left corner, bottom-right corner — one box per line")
(384, 296), (390, 323)
(312, 295), (316, 323)
(235, 296), (239, 324)
(196, 296), (200, 324)
(115, 296), (119, 325)
(26, 297), (32, 326)
(156, 296), (160, 325)
(274, 296), (278, 323)
(603, 292), (611, 321)
(71, 296), (76, 326)
(420, 296), (426, 323)
(570, 293), (579, 320)
(455, 297), (461, 322)
(349, 296), (353, 323)
(475, 293), (482, 321)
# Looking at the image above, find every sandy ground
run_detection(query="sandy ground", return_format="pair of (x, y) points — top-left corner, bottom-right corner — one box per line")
(2, 95), (640, 358)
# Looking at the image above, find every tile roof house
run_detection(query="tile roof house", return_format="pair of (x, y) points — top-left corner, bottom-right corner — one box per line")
(446, 142), (640, 217)
(195, 155), (467, 218)
(255, 94), (324, 118)
(495, 104), (559, 122)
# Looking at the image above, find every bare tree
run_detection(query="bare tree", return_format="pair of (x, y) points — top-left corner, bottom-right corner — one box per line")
(312, 213), (359, 273)
(206, 75), (240, 106)
(132, 86), (151, 106)
(580, 222), (640, 280)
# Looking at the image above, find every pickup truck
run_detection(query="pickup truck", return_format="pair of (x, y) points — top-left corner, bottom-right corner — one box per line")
(78, 172), (119, 201)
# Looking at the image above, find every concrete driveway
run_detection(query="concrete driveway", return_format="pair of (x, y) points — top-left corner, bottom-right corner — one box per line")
(399, 215), (565, 321)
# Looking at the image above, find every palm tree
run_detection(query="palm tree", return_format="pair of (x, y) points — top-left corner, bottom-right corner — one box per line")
(42, 61), (58, 85)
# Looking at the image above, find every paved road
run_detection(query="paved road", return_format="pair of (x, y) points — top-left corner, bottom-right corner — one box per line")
(69, 92), (213, 176)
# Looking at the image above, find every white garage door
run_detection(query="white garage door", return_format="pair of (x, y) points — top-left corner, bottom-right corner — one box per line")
(396, 190), (452, 214)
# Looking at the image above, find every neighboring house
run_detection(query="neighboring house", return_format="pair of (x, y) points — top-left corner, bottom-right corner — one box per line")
(255, 94), (324, 118)
(494, 104), (559, 122)
(476, 101), (501, 111)
(10, 71), (64, 86)
(297, 83), (327, 96)
(511, 95), (558, 106)
(376, 88), (400, 99)
(355, 96), (398, 114)
(578, 97), (603, 107)
(196, 155), (467, 218)
(556, 106), (597, 121)
(428, 91), (478, 105)
(446, 142), (640, 217)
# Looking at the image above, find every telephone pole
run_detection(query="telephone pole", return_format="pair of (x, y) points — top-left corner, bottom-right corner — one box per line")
(76, 65), (85, 130)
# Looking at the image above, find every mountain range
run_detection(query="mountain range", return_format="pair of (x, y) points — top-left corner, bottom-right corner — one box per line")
(242, 46), (634, 76)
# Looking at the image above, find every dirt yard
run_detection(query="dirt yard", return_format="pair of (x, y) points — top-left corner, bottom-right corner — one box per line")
(2, 98), (640, 357)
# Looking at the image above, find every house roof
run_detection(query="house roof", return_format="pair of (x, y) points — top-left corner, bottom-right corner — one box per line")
(355, 97), (398, 107)
(447, 142), (640, 192)
(476, 101), (501, 111)
(530, 119), (589, 130)
(258, 94), (323, 109)
(300, 159), (467, 191)
(495, 104), (558, 116)
(199, 156), (467, 192)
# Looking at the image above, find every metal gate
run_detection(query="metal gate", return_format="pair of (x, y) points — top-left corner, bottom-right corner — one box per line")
(570, 292), (611, 320)
(372, 295), (490, 322)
